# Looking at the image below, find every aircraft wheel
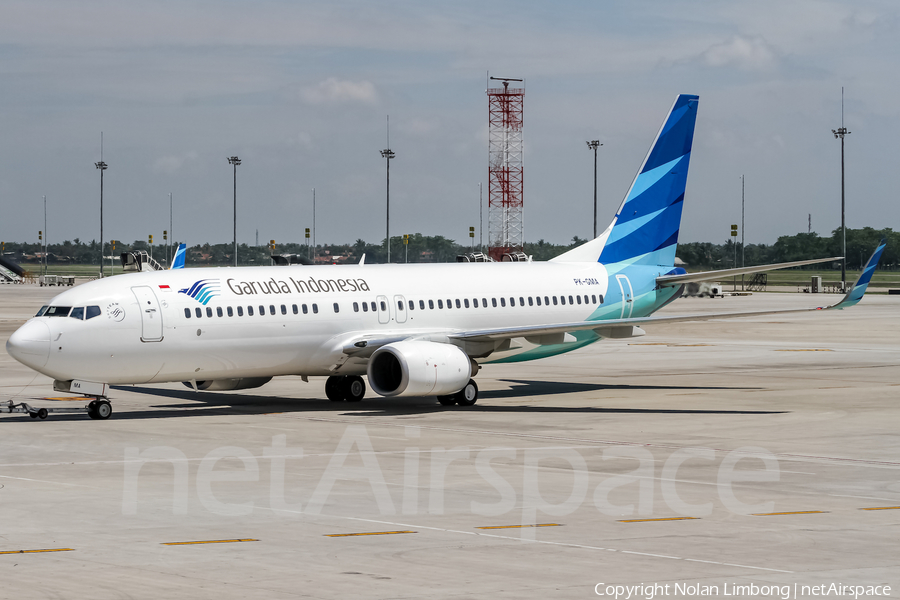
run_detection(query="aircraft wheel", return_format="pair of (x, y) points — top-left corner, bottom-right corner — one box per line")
(37, 408), (49, 420)
(437, 396), (457, 406)
(89, 400), (112, 420)
(342, 376), (366, 402)
(455, 379), (478, 407)
(29, 412), (39, 419)
(325, 376), (343, 402)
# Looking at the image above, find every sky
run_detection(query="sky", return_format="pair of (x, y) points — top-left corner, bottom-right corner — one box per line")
(1, 0), (898, 250)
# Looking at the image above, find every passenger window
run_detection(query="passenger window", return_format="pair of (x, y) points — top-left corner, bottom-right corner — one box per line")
(569, 295), (574, 305)
(592, 295), (597, 304)
(428, 299), (434, 309)
(353, 302), (359, 312)
(216, 307), (223, 317)
(225, 306), (232, 316)
(184, 308), (191, 319)
(302, 304), (308, 314)
(552, 296), (558, 305)
(398, 300), (403, 310)
(269, 305), (276, 315)
(492, 298), (497, 307)
(584, 295), (589, 304)
(528, 297), (534, 306)
(370, 302), (377, 312)
(473, 298), (479, 308)
(69, 307), (85, 320)
(334, 303), (340, 313)
(464, 299), (470, 308)
(599, 294), (604, 304)
(576, 296), (582, 305)
(293, 304), (298, 315)
(281, 305), (287, 315)
(446, 299), (451, 309)
(35, 306), (48, 317)
(455, 299), (461, 309)
(362, 302), (368, 312)
(536, 296), (541, 306)
(312, 304), (318, 314)
(561, 296), (566, 305)
(544, 296), (550, 305)
(238, 306), (244, 317)
(419, 300), (425, 310)
(206, 307), (213, 317)
(438, 299), (444, 309)
(409, 300), (414, 310)
(500, 298), (506, 307)
(248, 306), (254, 316)
(259, 305), (265, 316)
(482, 298), (487, 307)
(196, 307), (202, 318)
(519, 297), (525, 306)
(380, 301), (386, 311)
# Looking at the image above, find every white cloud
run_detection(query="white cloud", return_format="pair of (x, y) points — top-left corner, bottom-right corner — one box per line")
(300, 78), (377, 105)
(699, 35), (779, 70)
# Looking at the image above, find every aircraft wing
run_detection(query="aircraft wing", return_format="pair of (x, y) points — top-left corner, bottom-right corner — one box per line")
(656, 256), (842, 286)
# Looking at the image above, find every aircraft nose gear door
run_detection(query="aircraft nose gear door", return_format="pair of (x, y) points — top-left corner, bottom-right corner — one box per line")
(615, 274), (634, 319)
(132, 286), (164, 342)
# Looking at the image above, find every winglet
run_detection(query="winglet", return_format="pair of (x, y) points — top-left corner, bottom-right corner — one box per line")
(827, 240), (886, 310)
(170, 243), (187, 269)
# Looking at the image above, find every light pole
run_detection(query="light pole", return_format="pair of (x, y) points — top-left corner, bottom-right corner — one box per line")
(42, 195), (47, 277)
(169, 192), (173, 265)
(312, 187), (316, 263)
(380, 148), (395, 263)
(832, 89), (850, 291)
(228, 156), (241, 267)
(586, 140), (602, 239)
(94, 159), (108, 277)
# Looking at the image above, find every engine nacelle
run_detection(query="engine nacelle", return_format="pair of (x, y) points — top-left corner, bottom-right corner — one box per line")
(367, 341), (472, 397)
(184, 377), (273, 391)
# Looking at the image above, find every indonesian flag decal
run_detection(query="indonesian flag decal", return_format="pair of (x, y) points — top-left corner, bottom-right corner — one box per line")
(158, 284), (172, 291)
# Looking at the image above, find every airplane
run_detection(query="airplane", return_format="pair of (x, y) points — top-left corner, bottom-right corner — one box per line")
(6, 94), (887, 420)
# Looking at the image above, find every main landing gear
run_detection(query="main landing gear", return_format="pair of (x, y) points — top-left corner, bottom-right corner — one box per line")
(438, 379), (478, 407)
(87, 399), (112, 420)
(325, 375), (366, 402)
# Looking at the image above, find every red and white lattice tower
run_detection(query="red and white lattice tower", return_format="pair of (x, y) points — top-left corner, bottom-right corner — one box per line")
(487, 77), (524, 261)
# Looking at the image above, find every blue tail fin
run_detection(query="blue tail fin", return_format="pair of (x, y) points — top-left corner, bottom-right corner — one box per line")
(829, 240), (886, 309)
(598, 94), (698, 267)
(170, 243), (186, 269)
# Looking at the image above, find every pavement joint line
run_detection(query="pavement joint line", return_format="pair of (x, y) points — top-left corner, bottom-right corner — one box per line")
(291, 416), (900, 468)
(752, 511), (828, 516)
(476, 524), (561, 530)
(618, 517), (700, 523)
(325, 531), (416, 537)
(860, 506), (900, 511)
(161, 539), (258, 546)
(285, 512), (793, 573)
(775, 349), (833, 352)
(0, 548), (74, 555)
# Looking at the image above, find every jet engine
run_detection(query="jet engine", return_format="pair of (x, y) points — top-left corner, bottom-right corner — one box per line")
(367, 341), (474, 397)
(183, 377), (273, 391)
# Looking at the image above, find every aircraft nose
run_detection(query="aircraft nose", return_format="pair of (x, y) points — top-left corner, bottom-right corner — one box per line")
(6, 320), (51, 370)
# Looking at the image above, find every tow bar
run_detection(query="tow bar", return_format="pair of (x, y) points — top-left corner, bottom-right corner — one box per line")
(3, 398), (112, 420)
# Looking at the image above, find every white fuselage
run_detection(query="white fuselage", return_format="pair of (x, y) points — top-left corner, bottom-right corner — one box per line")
(8, 261), (630, 386)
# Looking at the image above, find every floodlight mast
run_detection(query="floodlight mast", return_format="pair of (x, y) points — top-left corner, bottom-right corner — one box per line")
(586, 140), (602, 239)
(94, 157), (108, 278)
(832, 88), (850, 291)
(228, 156), (241, 267)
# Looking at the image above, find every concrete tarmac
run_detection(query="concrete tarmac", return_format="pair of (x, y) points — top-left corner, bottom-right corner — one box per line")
(1, 284), (898, 599)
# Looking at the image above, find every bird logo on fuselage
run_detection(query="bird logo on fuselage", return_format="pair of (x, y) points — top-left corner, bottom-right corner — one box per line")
(178, 279), (221, 305)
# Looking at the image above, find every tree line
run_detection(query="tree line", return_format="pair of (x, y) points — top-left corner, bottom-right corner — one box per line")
(1, 227), (896, 270)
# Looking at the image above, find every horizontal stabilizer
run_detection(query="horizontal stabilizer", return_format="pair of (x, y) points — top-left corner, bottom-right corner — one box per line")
(656, 256), (843, 286)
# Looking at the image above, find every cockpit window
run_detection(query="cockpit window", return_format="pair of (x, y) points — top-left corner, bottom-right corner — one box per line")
(69, 307), (85, 320)
(45, 306), (71, 317)
(35, 306), (48, 317)
(86, 306), (102, 320)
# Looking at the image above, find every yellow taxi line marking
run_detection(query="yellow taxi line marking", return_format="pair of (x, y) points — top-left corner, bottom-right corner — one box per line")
(618, 517), (699, 523)
(775, 349), (833, 352)
(860, 506), (900, 511)
(476, 523), (562, 530)
(0, 548), (74, 555)
(752, 511), (827, 516)
(161, 538), (258, 546)
(325, 530), (416, 538)
(41, 397), (83, 401)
